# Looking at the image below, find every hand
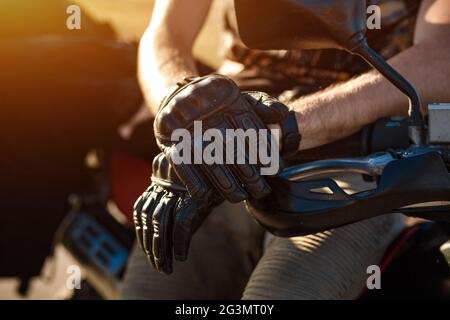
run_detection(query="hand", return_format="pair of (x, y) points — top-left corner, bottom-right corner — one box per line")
(242, 91), (301, 159)
(133, 153), (223, 274)
(154, 74), (274, 203)
(136, 83), (301, 274)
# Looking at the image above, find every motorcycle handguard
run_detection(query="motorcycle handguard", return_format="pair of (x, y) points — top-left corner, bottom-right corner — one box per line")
(247, 152), (450, 237)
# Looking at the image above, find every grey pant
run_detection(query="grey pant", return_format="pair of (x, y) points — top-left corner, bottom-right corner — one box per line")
(120, 203), (405, 300)
(243, 213), (405, 299)
(120, 202), (264, 299)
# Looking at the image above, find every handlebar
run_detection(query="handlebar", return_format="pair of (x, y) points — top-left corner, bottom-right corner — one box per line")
(280, 152), (396, 181)
(292, 117), (410, 164)
(252, 149), (450, 237)
(250, 117), (450, 237)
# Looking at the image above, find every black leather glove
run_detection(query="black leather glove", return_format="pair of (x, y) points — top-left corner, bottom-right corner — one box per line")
(154, 74), (274, 203)
(138, 75), (301, 274)
(133, 153), (223, 274)
(242, 91), (301, 159)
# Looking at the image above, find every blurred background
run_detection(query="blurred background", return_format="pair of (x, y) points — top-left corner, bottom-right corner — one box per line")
(76, 0), (222, 66)
(0, 0), (223, 299)
(1, 0), (450, 301)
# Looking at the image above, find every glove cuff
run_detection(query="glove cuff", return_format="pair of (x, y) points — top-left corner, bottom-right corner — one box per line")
(242, 91), (301, 158)
(280, 110), (301, 158)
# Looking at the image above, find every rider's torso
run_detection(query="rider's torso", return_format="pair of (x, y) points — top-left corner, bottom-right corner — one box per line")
(223, 0), (422, 97)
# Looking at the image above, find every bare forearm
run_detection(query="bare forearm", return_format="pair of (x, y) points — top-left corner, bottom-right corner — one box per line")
(292, 41), (450, 150)
(293, 0), (450, 151)
(138, 0), (212, 116)
(138, 31), (199, 115)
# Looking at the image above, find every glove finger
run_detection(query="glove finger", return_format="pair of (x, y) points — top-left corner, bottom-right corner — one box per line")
(256, 124), (285, 174)
(250, 94), (287, 124)
(200, 162), (248, 203)
(172, 196), (198, 262)
(173, 164), (208, 199)
(238, 103), (269, 132)
(249, 112), (284, 173)
(243, 93), (300, 157)
(173, 189), (222, 262)
(152, 191), (178, 274)
(225, 108), (279, 172)
(196, 124), (249, 203)
(141, 186), (165, 268)
(165, 146), (210, 199)
(224, 112), (277, 194)
(133, 186), (153, 250)
(133, 195), (145, 250)
(232, 162), (272, 199)
(190, 133), (248, 203)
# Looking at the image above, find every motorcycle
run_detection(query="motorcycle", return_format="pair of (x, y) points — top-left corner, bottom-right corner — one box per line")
(0, 0), (156, 297)
(56, 0), (450, 299)
(237, 0), (450, 298)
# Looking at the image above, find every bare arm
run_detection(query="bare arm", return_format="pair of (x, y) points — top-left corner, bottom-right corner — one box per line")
(292, 0), (450, 150)
(138, 0), (212, 115)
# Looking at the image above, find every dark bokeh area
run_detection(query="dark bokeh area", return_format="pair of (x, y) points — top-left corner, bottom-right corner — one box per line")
(0, 0), (156, 286)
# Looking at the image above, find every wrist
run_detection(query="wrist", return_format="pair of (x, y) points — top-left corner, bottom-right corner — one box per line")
(243, 91), (301, 157)
(293, 102), (334, 151)
(280, 109), (301, 157)
(267, 124), (282, 151)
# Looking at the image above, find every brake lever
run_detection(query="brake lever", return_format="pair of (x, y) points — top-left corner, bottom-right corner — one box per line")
(249, 150), (450, 237)
(279, 145), (450, 182)
(279, 152), (397, 181)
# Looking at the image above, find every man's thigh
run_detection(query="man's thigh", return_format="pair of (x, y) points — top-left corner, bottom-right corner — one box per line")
(120, 202), (264, 299)
(244, 213), (406, 300)
(243, 174), (407, 300)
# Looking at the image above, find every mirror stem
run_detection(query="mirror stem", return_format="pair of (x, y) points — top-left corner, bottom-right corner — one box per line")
(352, 40), (425, 145)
